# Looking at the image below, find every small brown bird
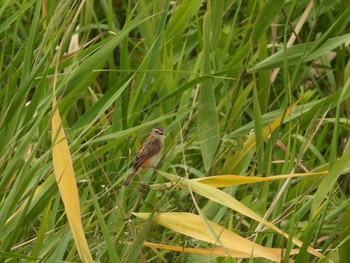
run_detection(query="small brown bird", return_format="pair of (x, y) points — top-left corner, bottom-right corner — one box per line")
(123, 126), (165, 186)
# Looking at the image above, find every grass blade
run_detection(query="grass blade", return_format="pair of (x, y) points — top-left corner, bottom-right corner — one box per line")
(198, 5), (220, 171)
(158, 171), (324, 259)
(52, 96), (93, 263)
(252, 0), (285, 41)
(134, 212), (291, 261)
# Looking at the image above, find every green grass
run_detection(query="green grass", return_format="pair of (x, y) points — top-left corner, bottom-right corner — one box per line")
(1, 0), (350, 262)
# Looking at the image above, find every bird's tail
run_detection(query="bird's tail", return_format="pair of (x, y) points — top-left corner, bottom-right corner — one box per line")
(123, 169), (137, 186)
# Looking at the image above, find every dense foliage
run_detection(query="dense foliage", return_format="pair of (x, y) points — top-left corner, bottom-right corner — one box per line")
(1, 0), (350, 262)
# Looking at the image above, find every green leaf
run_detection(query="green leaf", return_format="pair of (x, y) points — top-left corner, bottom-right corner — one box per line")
(339, 201), (350, 262)
(165, 0), (204, 48)
(248, 34), (350, 72)
(311, 77), (350, 215)
(87, 180), (120, 262)
(306, 5), (350, 56)
(198, 8), (220, 172)
(72, 75), (133, 130)
(61, 3), (153, 100)
(252, 0), (285, 41)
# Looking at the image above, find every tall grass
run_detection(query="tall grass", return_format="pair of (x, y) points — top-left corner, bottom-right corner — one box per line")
(1, 0), (350, 262)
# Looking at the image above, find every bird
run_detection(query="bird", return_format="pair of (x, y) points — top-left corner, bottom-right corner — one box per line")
(123, 126), (165, 186)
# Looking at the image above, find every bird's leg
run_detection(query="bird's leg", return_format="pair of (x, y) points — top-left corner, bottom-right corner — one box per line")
(138, 174), (148, 192)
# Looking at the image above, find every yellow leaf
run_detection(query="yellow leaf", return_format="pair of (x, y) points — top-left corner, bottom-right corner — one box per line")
(194, 172), (327, 188)
(52, 96), (93, 263)
(134, 213), (294, 262)
(151, 172), (327, 189)
(144, 242), (250, 257)
(143, 242), (299, 258)
(157, 171), (324, 259)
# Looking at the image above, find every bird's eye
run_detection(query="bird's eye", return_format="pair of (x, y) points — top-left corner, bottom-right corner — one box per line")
(153, 127), (164, 136)
(154, 129), (163, 136)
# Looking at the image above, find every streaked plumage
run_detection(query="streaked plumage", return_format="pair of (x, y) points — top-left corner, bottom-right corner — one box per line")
(123, 126), (165, 186)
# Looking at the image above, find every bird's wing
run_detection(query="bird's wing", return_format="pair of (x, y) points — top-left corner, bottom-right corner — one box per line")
(133, 139), (160, 170)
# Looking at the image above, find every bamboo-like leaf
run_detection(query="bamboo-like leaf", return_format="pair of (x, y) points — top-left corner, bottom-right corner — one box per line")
(52, 96), (93, 263)
(157, 171), (324, 259)
(134, 213), (293, 262)
(198, 7), (220, 171)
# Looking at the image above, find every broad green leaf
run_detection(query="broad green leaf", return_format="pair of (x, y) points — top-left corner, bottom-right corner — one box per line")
(198, 9), (220, 171)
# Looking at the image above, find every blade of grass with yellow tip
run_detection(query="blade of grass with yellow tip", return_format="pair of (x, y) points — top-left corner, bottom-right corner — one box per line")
(157, 171), (324, 259)
(134, 212), (290, 262)
(52, 96), (93, 263)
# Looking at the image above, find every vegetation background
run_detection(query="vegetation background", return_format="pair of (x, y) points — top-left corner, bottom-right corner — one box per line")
(1, 0), (350, 262)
